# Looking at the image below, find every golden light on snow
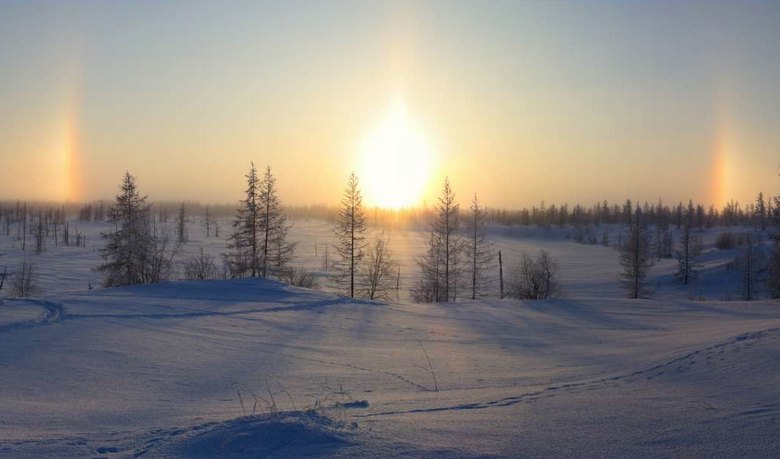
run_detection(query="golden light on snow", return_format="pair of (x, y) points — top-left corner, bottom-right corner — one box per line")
(357, 101), (435, 209)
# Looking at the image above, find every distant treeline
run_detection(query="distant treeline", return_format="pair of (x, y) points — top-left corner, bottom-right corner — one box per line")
(0, 192), (773, 230)
(484, 195), (772, 229)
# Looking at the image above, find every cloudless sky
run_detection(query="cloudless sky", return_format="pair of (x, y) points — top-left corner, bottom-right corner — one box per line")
(1, 0), (779, 208)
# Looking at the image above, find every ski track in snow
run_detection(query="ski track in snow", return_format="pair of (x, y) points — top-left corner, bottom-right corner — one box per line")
(0, 299), (63, 333)
(358, 327), (780, 417)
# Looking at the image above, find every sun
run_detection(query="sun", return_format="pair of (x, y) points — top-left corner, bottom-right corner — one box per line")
(357, 101), (434, 209)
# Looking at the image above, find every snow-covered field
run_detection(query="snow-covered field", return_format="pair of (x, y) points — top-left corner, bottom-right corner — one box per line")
(0, 219), (778, 457)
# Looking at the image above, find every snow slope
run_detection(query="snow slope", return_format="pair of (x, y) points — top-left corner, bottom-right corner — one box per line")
(1, 278), (779, 458)
(0, 218), (763, 302)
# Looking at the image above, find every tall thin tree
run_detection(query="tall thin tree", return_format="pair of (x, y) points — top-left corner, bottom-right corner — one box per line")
(175, 202), (188, 244)
(97, 172), (170, 286)
(619, 208), (654, 299)
(227, 163), (260, 277)
(675, 200), (702, 285)
(258, 166), (295, 277)
(467, 194), (493, 300)
(412, 178), (462, 303)
(334, 173), (367, 298)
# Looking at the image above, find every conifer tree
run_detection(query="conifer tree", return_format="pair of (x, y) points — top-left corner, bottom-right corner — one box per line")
(768, 166), (780, 297)
(467, 194), (493, 300)
(175, 202), (188, 244)
(412, 178), (463, 302)
(97, 172), (174, 286)
(619, 208), (654, 298)
(258, 166), (295, 277)
(333, 173), (367, 297)
(227, 163), (261, 277)
(675, 200), (702, 285)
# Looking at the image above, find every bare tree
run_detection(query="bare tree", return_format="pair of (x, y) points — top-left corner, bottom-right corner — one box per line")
(675, 200), (702, 285)
(506, 250), (559, 300)
(654, 201), (673, 259)
(11, 259), (38, 297)
(361, 235), (397, 300)
(737, 232), (763, 301)
(34, 212), (45, 254)
(279, 266), (319, 289)
(204, 206), (212, 238)
(183, 248), (219, 280)
(619, 208), (654, 298)
(467, 194), (493, 300)
(769, 166), (780, 298)
(412, 178), (463, 303)
(755, 192), (767, 231)
(768, 240), (780, 299)
(411, 231), (444, 303)
(175, 202), (188, 244)
(333, 173), (366, 298)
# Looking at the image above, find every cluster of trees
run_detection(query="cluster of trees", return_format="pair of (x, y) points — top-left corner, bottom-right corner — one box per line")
(486, 193), (774, 230)
(9, 163), (780, 304)
(0, 202), (88, 251)
(617, 185), (780, 301)
(96, 173), (179, 286)
(0, 202), (89, 297)
(410, 178), (558, 303)
(225, 164), (295, 279)
(330, 173), (398, 300)
(95, 166), (398, 298)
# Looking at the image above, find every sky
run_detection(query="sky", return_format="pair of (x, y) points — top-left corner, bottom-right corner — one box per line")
(1, 0), (779, 209)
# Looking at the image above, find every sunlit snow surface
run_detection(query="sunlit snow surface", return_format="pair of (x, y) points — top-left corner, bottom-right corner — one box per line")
(0, 219), (778, 457)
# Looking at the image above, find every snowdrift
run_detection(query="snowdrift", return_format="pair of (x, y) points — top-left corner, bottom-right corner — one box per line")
(1, 278), (779, 457)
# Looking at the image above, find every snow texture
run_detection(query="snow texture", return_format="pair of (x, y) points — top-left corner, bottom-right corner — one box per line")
(0, 219), (778, 457)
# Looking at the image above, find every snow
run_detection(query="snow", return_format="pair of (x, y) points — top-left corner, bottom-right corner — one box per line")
(0, 219), (779, 457)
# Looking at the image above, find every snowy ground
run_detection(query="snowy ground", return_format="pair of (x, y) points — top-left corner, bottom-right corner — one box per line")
(0, 219), (778, 457)
(0, 217), (765, 301)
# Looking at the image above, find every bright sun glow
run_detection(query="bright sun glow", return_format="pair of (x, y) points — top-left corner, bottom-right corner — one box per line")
(358, 101), (434, 209)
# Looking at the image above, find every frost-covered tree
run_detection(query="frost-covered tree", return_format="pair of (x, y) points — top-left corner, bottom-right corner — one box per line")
(411, 231), (444, 303)
(619, 208), (654, 299)
(755, 192), (767, 231)
(675, 201), (702, 285)
(33, 212), (45, 254)
(467, 194), (493, 300)
(412, 178), (463, 303)
(258, 166), (295, 278)
(11, 259), (38, 297)
(507, 250), (559, 300)
(204, 206), (212, 238)
(333, 173), (366, 298)
(175, 202), (188, 244)
(227, 165), (294, 279)
(654, 199), (673, 259)
(183, 248), (219, 281)
(227, 163), (261, 277)
(737, 232), (763, 301)
(97, 172), (175, 286)
(769, 166), (780, 298)
(361, 235), (397, 300)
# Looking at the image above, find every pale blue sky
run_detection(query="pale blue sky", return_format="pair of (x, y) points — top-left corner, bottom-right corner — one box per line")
(1, 0), (778, 207)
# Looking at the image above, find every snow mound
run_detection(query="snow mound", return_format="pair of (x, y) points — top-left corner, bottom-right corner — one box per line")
(147, 411), (357, 458)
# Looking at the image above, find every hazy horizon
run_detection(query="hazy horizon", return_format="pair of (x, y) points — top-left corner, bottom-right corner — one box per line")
(2, 1), (779, 208)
